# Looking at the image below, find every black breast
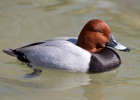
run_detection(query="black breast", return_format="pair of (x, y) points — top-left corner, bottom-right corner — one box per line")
(88, 47), (121, 73)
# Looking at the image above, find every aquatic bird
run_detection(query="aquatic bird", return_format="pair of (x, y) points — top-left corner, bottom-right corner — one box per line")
(2, 19), (130, 77)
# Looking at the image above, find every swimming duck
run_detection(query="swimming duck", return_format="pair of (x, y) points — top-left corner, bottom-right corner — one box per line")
(2, 19), (130, 76)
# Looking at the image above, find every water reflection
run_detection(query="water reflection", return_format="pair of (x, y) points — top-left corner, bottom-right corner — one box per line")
(0, 68), (119, 100)
(1, 68), (140, 100)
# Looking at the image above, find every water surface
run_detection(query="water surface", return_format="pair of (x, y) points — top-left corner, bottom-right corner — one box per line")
(0, 0), (140, 100)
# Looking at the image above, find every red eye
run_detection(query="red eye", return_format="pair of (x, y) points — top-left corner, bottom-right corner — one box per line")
(96, 30), (103, 34)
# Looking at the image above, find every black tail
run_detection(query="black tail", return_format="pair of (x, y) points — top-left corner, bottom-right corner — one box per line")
(2, 49), (30, 63)
(2, 49), (17, 57)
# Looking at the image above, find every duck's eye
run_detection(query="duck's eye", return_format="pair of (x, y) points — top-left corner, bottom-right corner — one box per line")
(90, 28), (103, 33)
(96, 30), (103, 33)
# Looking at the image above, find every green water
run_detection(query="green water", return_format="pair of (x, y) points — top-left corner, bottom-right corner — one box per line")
(0, 0), (140, 100)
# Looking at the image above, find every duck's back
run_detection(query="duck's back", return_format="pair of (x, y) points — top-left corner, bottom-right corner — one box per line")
(15, 37), (91, 72)
(88, 47), (121, 73)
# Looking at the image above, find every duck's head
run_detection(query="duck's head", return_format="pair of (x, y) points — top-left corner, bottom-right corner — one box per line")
(76, 19), (130, 53)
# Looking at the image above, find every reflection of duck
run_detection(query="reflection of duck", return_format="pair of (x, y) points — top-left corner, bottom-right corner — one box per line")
(2, 19), (130, 76)
(41, 71), (91, 90)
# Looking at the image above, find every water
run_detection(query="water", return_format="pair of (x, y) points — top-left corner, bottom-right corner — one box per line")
(0, 0), (140, 100)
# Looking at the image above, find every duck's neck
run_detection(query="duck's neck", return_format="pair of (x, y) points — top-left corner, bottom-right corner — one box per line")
(76, 30), (104, 53)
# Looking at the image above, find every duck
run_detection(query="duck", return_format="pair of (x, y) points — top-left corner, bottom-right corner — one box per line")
(2, 19), (130, 77)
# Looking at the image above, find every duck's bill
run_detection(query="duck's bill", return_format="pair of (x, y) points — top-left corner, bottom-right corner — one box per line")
(106, 34), (130, 52)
